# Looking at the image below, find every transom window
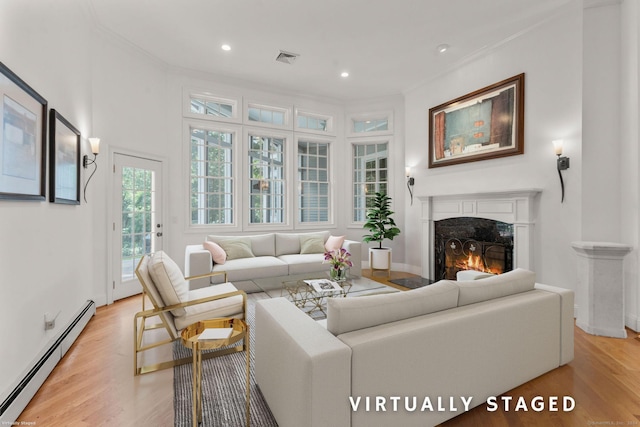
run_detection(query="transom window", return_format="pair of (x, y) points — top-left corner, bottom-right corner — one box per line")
(191, 99), (233, 118)
(297, 115), (328, 132)
(298, 140), (330, 223)
(188, 93), (237, 121)
(190, 126), (234, 225)
(352, 142), (388, 222)
(248, 134), (285, 224)
(248, 105), (287, 126)
(353, 118), (389, 133)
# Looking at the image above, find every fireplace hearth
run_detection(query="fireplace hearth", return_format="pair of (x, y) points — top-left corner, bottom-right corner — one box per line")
(434, 217), (513, 280)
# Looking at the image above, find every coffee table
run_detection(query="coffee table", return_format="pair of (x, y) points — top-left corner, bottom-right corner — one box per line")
(281, 278), (352, 316)
(266, 274), (393, 317)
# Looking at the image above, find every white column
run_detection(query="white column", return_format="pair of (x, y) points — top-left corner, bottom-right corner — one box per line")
(572, 241), (632, 338)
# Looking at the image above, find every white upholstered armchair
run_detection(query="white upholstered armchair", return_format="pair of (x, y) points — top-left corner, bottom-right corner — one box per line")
(133, 251), (247, 375)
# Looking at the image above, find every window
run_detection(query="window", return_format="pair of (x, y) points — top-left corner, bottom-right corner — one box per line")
(191, 98), (233, 118)
(186, 92), (238, 122)
(190, 126), (235, 225)
(353, 118), (388, 133)
(347, 111), (394, 137)
(298, 115), (328, 132)
(352, 142), (388, 222)
(185, 88), (347, 231)
(247, 104), (288, 126)
(248, 134), (285, 224)
(294, 108), (335, 135)
(298, 140), (330, 223)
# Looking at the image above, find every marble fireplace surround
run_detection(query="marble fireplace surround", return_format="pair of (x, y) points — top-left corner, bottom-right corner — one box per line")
(418, 189), (542, 280)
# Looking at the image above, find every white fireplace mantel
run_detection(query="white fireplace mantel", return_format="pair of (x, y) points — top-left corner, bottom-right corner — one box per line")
(417, 189), (542, 279)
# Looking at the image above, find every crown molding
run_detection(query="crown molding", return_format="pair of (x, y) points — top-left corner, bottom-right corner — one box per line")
(583, 0), (622, 9)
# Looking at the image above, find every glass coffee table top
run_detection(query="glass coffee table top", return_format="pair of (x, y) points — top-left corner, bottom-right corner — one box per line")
(256, 273), (394, 317)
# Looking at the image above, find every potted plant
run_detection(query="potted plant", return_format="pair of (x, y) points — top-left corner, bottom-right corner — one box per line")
(362, 192), (401, 272)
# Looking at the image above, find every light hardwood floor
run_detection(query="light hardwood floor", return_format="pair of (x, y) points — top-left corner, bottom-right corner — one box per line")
(17, 271), (640, 426)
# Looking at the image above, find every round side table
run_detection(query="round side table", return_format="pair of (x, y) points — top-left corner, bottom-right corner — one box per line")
(180, 318), (250, 427)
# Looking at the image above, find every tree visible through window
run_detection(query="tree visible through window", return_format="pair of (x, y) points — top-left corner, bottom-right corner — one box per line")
(353, 142), (388, 222)
(249, 134), (285, 224)
(190, 127), (234, 225)
(121, 167), (153, 280)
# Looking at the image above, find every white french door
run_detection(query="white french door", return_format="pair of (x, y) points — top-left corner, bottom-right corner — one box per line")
(111, 153), (164, 301)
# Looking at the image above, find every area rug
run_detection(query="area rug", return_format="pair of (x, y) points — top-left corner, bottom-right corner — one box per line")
(389, 276), (434, 289)
(173, 292), (278, 427)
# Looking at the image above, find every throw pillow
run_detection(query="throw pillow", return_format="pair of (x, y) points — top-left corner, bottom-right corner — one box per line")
(147, 251), (188, 317)
(300, 234), (326, 254)
(325, 235), (345, 252)
(203, 241), (227, 265)
(217, 237), (255, 260)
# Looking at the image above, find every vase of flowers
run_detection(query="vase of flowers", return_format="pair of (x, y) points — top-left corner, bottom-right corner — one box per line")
(324, 248), (352, 282)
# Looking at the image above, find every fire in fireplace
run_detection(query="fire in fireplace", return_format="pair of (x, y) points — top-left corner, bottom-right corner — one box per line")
(434, 217), (514, 280)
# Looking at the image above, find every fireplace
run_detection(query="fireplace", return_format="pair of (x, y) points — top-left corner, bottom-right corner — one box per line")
(418, 189), (540, 280)
(434, 217), (514, 280)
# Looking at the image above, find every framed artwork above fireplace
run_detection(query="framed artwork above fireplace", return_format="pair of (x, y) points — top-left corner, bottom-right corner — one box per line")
(428, 73), (525, 168)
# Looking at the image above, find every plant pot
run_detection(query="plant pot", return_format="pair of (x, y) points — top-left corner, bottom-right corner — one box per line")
(369, 247), (392, 271)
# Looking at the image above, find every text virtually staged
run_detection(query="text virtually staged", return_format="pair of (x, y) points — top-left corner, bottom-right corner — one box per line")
(349, 394), (576, 413)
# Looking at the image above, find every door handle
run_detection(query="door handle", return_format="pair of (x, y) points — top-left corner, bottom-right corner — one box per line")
(156, 232), (163, 237)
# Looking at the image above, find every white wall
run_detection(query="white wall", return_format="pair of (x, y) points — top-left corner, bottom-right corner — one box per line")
(90, 28), (170, 305)
(403, 1), (584, 288)
(621, 0), (640, 331)
(0, 0), (95, 396)
(581, 2), (622, 241)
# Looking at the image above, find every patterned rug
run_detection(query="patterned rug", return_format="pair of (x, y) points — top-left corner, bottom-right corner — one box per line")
(173, 293), (278, 427)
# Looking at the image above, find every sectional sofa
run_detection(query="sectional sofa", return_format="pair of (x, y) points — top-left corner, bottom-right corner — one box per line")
(184, 231), (362, 291)
(255, 268), (574, 427)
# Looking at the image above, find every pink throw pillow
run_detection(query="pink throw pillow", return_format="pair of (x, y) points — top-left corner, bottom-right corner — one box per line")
(203, 241), (227, 265)
(325, 235), (345, 252)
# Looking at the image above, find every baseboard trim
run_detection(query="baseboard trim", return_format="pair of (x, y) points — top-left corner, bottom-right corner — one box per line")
(625, 313), (640, 333)
(0, 300), (96, 423)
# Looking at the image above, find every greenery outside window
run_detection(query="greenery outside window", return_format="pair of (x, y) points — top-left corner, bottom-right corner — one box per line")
(352, 142), (388, 222)
(190, 126), (234, 225)
(248, 134), (285, 224)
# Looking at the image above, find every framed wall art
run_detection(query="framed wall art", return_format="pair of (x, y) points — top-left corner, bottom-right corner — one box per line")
(49, 109), (81, 204)
(0, 62), (48, 200)
(428, 73), (525, 168)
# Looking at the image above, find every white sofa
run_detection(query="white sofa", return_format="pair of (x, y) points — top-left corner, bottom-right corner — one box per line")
(185, 231), (362, 290)
(255, 269), (574, 427)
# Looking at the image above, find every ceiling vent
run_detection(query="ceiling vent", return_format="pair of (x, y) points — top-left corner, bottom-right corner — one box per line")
(275, 50), (300, 65)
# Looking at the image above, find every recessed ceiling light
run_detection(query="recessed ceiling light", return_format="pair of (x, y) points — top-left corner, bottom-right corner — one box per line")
(437, 44), (449, 54)
(221, 44), (231, 51)
(341, 71), (349, 78)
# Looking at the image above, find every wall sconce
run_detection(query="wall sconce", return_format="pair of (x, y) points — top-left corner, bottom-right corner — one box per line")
(82, 137), (100, 203)
(405, 166), (415, 205)
(553, 140), (570, 203)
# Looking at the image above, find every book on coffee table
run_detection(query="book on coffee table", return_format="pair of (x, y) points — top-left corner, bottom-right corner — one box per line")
(304, 279), (341, 293)
(198, 327), (233, 341)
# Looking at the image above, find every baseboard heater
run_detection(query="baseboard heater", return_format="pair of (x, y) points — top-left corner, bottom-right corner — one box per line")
(0, 300), (96, 423)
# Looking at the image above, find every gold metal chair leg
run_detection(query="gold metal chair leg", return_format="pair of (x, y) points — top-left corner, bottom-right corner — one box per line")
(246, 325), (251, 426)
(192, 342), (199, 427)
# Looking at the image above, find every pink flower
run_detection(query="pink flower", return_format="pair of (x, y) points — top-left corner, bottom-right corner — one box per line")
(323, 249), (352, 269)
